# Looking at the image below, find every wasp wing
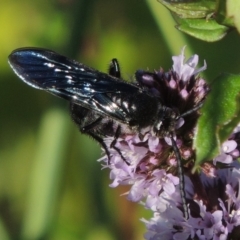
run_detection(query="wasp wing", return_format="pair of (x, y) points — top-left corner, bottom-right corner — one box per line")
(8, 48), (140, 122)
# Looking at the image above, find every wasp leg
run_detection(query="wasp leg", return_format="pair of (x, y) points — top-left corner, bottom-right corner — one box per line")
(85, 131), (112, 163)
(82, 122), (129, 165)
(80, 117), (102, 132)
(110, 125), (130, 165)
(107, 59), (129, 165)
(78, 116), (112, 162)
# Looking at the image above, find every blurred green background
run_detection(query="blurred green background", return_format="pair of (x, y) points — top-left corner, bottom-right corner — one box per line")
(1, 0), (240, 239)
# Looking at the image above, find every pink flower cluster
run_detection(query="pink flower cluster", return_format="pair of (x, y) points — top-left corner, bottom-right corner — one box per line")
(98, 48), (240, 240)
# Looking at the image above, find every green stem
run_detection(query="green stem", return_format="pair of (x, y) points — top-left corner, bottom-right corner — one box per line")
(146, 0), (193, 56)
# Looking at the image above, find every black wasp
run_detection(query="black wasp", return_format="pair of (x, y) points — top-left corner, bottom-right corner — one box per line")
(8, 48), (166, 161)
(8, 48), (203, 219)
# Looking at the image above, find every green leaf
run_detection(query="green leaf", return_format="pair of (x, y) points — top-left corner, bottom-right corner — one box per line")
(194, 73), (240, 168)
(158, 0), (216, 18)
(218, 93), (240, 141)
(157, 0), (235, 42)
(176, 18), (229, 41)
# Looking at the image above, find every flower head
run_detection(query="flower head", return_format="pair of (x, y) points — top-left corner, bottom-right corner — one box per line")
(98, 48), (240, 239)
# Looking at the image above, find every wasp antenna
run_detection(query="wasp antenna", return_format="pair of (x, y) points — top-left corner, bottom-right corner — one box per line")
(180, 102), (204, 119)
(171, 135), (189, 219)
